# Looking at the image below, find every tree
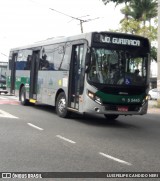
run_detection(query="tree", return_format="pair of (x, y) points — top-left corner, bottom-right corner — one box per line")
(119, 0), (158, 61)
(120, 5), (131, 22)
(119, 18), (157, 38)
(151, 46), (157, 62)
(125, 0), (158, 26)
(106, 0), (158, 61)
(102, 0), (158, 24)
(102, 0), (130, 5)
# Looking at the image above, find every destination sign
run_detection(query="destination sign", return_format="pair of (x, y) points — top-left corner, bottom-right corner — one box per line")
(97, 34), (141, 47)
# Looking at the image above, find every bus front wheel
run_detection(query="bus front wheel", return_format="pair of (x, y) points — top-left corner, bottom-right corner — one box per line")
(20, 86), (28, 105)
(104, 114), (119, 121)
(56, 92), (70, 118)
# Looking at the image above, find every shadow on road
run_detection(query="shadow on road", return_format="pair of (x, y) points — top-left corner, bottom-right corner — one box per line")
(70, 113), (139, 129)
(30, 104), (140, 129)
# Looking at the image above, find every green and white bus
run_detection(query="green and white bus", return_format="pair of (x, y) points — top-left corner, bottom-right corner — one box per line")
(6, 31), (150, 120)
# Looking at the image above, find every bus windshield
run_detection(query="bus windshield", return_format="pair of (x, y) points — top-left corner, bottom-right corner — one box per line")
(88, 48), (148, 86)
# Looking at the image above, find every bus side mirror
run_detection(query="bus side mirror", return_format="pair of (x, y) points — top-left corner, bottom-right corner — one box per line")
(85, 52), (90, 73)
(85, 52), (90, 66)
(85, 65), (89, 73)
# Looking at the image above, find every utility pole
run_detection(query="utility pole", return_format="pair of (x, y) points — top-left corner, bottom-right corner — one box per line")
(80, 20), (83, 33)
(78, 17), (100, 33)
(68, 15), (90, 33)
(29, 1), (100, 33)
(49, 8), (100, 33)
(157, 0), (160, 106)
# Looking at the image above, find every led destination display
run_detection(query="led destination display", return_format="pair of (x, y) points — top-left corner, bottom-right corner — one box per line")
(100, 35), (141, 46)
(93, 33), (142, 47)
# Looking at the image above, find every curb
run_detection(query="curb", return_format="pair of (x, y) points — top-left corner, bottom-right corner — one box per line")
(147, 107), (160, 114)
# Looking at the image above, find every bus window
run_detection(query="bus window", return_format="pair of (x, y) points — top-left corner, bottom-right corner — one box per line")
(8, 52), (13, 70)
(60, 43), (72, 70)
(40, 44), (65, 70)
(53, 45), (64, 70)
(40, 45), (54, 70)
(25, 55), (32, 70)
(88, 48), (148, 86)
(16, 50), (32, 70)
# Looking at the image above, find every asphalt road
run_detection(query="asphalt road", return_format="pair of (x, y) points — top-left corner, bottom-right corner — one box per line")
(0, 94), (160, 181)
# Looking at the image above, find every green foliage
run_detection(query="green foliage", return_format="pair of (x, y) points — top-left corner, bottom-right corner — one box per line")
(102, 0), (131, 5)
(119, 19), (140, 34)
(103, 0), (158, 62)
(119, 19), (158, 41)
(123, 0), (158, 25)
(119, 20), (158, 62)
(151, 46), (157, 62)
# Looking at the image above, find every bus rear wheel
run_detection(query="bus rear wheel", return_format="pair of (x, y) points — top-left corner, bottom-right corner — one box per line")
(56, 92), (70, 118)
(20, 86), (28, 105)
(104, 114), (119, 121)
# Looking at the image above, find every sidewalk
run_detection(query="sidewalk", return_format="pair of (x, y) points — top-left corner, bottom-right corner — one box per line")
(148, 100), (160, 114)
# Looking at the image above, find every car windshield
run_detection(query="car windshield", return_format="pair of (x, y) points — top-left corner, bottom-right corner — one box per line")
(88, 48), (148, 86)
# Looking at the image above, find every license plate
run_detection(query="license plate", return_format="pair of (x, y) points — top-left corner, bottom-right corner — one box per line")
(117, 106), (128, 112)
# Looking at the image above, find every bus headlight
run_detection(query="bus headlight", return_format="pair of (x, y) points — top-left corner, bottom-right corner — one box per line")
(142, 95), (148, 105)
(87, 90), (102, 105)
(145, 95), (149, 100)
(88, 91), (94, 99)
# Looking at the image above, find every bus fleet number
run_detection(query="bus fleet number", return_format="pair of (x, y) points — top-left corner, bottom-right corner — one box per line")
(127, 98), (140, 103)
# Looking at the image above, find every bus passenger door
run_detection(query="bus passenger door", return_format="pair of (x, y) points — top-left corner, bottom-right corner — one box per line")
(68, 44), (85, 110)
(10, 53), (17, 94)
(29, 50), (40, 100)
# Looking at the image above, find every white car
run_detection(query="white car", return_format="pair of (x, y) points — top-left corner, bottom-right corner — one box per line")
(148, 88), (160, 100)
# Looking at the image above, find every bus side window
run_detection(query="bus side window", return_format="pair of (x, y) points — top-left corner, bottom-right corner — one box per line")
(53, 45), (64, 70)
(40, 46), (55, 71)
(9, 52), (13, 70)
(60, 43), (71, 70)
(16, 51), (25, 70)
(16, 50), (32, 70)
(41, 44), (65, 71)
(25, 55), (32, 70)
(41, 54), (49, 70)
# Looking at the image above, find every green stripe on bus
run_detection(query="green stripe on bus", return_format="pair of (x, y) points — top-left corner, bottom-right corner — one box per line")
(96, 91), (145, 104)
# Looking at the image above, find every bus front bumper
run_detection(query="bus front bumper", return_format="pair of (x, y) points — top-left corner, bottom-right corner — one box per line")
(84, 97), (148, 116)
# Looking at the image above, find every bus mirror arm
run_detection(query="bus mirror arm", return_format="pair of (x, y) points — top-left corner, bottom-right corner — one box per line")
(85, 53), (91, 73)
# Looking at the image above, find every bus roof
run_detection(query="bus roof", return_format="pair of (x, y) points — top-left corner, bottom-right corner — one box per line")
(10, 31), (149, 52)
(10, 32), (93, 51)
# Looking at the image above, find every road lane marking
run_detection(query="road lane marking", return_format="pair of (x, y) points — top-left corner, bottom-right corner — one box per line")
(56, 135), (76, 144)
(0, 109), (18, 119)
(99, 152), (132, 166)
(27, 123), (44, 131)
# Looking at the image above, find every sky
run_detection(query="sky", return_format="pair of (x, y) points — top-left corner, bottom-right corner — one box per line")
(0, 0), (123, 62)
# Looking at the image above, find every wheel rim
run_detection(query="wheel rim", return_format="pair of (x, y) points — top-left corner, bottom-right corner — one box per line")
(58, 97), (66, 113)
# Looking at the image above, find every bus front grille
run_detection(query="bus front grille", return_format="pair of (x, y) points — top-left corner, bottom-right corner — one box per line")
(105, 104), (141, 112)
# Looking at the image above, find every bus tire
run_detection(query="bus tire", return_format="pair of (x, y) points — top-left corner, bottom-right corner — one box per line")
(104, 114), (119, 121)
(56, 92), (70, 118)
(20, 86), (28, 105)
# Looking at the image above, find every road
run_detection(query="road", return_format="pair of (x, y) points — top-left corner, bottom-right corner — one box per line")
(0, 94), (160, 181)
